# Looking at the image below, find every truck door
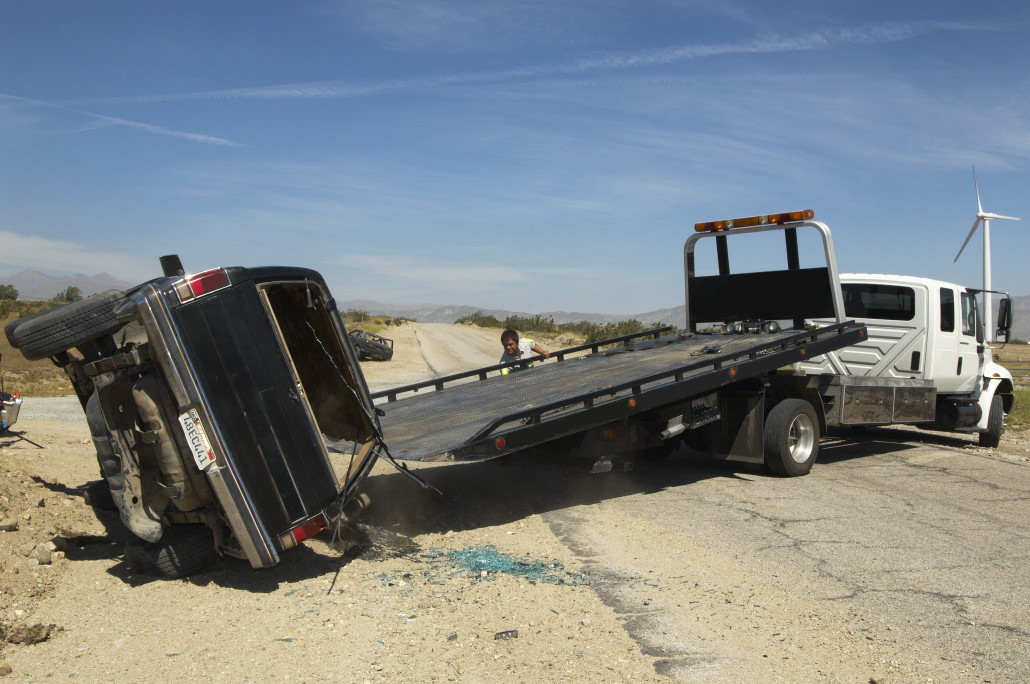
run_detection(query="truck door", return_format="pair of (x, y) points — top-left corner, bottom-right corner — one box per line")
(932, 287), (961, 392)
(933, 287), (980, 393)
(953, 291), (983, 393)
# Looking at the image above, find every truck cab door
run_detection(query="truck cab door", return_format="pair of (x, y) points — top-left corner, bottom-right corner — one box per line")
(933, 287), (967, 393)
(952, 291), (983, 393)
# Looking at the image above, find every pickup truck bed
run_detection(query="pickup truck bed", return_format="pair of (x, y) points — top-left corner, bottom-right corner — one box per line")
(375, 322), (865, 462)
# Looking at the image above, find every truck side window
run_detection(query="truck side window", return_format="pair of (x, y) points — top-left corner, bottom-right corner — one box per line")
(841, 284), (915, 321)
(940, 288), (955, 332)
(960, 292), (978, 338)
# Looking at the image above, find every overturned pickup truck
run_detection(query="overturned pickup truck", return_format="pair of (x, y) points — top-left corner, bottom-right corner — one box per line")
(4, 258), (382, 578)
(349, 329), (394, 361)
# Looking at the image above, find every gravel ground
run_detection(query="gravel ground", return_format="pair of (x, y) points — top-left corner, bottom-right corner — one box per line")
(15, 397), (84, 423)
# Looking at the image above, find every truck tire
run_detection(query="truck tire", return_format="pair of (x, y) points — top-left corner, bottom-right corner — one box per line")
(4, 290), (127, 360)
(979, 394), (1004, 448)
(143, 525), (219, 579)
(764, 398), (819, 476)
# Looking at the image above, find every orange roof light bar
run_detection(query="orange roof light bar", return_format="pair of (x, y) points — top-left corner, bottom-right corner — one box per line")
(694, 209), (814, 233)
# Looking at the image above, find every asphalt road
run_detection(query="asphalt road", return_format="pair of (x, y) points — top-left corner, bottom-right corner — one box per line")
(396, 327), (1030, 678)
(366, 427), (1030, 681)
(549, 428), (1030, 681)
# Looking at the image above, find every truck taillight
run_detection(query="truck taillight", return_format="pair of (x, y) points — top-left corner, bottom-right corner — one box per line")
(695, 209), (814, 232)
(279, 513), (328, 550)
(173, 268), (231, 303)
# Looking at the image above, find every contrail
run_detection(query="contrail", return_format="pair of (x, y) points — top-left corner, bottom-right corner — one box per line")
(0, 93), (241, 146)
(56, 19), (997, 106)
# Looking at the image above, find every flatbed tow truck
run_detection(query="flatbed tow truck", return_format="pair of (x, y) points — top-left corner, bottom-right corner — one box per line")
(7, 208), (1009, 577)
(373, 210), (872, 476)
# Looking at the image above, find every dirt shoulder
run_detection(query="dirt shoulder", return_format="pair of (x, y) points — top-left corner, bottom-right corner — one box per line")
(0, 419), (665, 682)
(0, 323), (657, 682)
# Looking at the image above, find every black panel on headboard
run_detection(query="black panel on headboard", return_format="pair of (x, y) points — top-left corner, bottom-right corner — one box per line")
(689, 267), (836, 324)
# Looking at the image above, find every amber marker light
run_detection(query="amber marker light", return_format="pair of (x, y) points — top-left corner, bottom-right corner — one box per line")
(695, 209), (814, 233)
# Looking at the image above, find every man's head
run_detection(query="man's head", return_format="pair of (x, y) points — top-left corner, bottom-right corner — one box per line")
(501, 329), (520, 356)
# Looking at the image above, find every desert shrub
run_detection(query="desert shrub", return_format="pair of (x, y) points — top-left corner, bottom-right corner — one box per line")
(455, 311), (503, 328)
(503, 314), (557, 334)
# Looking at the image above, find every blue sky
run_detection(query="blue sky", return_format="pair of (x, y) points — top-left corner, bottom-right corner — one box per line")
(2, 1), (1029, 315)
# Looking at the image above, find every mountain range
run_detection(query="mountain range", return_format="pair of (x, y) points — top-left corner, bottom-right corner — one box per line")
(340, 297), (1030, 343)
(0, 270), (132, 301)
(336, 299), (683, 327)
(4, 270), (1028, 342)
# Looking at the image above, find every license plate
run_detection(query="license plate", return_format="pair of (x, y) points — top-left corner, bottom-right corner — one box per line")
(179, 408), (216, 471)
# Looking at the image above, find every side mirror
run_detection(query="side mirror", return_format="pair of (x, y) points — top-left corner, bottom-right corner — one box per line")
(997, 298), (1013, 331)
(996, 328), (1010, 344)
(160, 255), (185, 277)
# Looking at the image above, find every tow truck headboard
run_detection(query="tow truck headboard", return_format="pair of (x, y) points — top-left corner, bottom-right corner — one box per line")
(684, 210), (846, 332)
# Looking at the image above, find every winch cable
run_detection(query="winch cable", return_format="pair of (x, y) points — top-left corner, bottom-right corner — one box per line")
(303, 321), (441, 498)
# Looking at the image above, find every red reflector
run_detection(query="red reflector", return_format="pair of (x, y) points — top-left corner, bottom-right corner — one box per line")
(188, 269), (230, 296)
(496, 437), (506, 449)
(173, 268), (231, 303)
(291, 514), (327, 544)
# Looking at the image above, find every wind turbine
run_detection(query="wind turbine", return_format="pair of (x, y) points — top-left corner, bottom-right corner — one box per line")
(953, 166), (1020, 343)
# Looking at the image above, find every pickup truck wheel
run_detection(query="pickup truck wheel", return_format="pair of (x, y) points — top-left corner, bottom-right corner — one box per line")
(979, 394), (1004, 448)
(4, 290), (127, 360)
(764, 398), (819, 476)
(143, 525), (218, 579)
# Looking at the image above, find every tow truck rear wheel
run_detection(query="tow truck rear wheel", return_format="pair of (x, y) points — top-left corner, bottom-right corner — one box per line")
(764, 398), (819, 476)
(979, 394), (1004, 448)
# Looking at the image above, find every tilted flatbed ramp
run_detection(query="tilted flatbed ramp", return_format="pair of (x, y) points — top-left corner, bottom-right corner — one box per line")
(374, 322), (865, 462)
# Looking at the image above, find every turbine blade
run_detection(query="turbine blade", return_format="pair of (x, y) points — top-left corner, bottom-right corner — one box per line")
(954, 218), (981, 262)
(973, 165), (983, 213)
(983, 213), (1021, 222)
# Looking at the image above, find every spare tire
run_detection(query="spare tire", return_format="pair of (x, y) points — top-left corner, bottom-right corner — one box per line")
(5, 290), (128, 360)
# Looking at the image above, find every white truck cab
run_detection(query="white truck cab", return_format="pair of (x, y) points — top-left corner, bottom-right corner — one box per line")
(797, 274), (1014, 446)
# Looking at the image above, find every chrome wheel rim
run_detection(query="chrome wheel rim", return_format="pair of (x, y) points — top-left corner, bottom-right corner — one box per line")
(788, 413), (816, 463)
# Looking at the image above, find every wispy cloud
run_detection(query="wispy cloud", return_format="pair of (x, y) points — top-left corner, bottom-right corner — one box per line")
(0, 229), (149, 279)
(0, 94), (241, 146)
(59, 20), (998, 107)
(347, 254), (527, 286)
(333, 0), (581, 53)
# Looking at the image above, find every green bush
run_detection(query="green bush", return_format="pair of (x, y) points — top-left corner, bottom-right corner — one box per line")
(1007, 390), (1030, 430)
(456, 310), (673, 345)
(455, 311), (503, 328)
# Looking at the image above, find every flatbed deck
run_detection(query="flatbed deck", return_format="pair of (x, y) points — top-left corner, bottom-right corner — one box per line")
(374, 322), (865, 462)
